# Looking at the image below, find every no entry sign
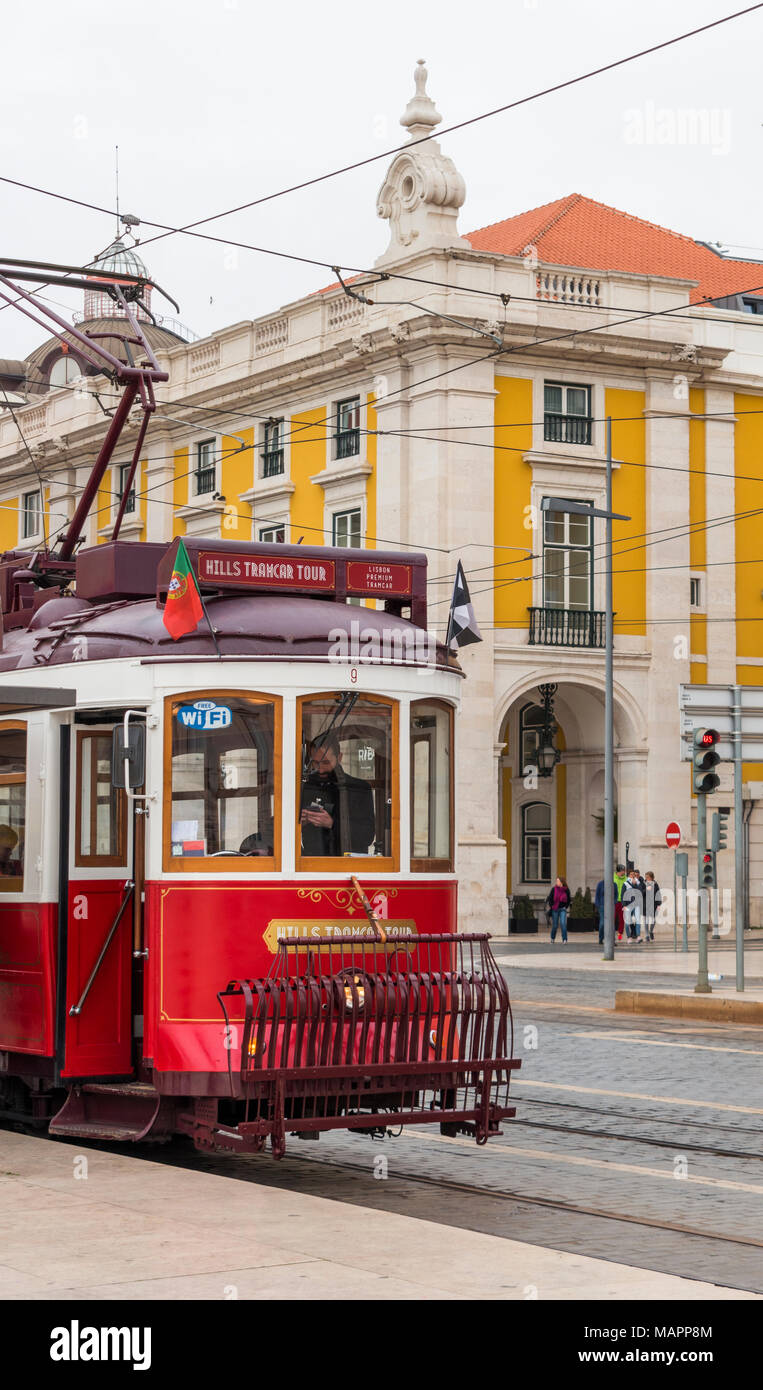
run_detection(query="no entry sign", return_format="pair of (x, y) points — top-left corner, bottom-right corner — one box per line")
(665, 821), (682, 848)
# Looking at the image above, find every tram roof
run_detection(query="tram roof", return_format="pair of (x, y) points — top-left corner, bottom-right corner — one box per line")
(0, 590), (455, 672)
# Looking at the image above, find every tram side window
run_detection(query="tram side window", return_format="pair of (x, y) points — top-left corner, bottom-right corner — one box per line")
(77, 732), (126, 864)
(167, 696), (277, 865)
(299, 696), (394, 863)
(0, 724), (26, 890)
(410, 700), (453, 871)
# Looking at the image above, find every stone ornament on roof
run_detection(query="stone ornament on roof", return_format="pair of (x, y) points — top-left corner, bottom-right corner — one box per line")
(376, 60), (467, 263)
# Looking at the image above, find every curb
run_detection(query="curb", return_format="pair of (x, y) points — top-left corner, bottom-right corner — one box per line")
(615, 989), (763, 1025)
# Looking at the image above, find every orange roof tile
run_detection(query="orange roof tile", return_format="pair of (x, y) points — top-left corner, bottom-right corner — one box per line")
(466, 193), (763, 304)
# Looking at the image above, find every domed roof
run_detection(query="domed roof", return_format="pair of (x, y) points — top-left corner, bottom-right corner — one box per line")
(84, 235), (152, 324)
(90, 237), (149, 282)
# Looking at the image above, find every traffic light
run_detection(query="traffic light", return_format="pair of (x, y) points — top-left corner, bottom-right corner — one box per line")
(702, 851), (717, 889)
(693, 728), (721, 794)
(712, 807), (730, 852)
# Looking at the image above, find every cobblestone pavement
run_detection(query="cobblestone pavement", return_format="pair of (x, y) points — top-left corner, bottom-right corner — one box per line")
(169, 952), (763, 1294)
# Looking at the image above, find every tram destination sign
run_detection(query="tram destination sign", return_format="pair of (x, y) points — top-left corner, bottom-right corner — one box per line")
(346, 560), (412, 597)
(197, 551), (336, 591)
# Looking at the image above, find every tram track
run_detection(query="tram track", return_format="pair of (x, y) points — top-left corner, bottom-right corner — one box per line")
(258, 1145), (763, 1253)
(4, 1116), (761, 1293)
(507, 1096), (763, 1160)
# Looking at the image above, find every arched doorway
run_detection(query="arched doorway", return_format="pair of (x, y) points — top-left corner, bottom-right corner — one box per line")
(498, 679), (644, 906)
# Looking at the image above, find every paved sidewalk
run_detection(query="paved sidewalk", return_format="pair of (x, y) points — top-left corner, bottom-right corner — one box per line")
(494, 939), (763, 1001)
(0, 1132), (758, 1301)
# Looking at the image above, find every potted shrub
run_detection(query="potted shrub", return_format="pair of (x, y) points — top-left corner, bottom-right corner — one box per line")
(568, 885), (596, 932)
(509, 894), (538, 934)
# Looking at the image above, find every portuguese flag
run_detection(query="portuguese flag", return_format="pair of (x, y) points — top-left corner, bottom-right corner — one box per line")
(163, 538), (204, 640)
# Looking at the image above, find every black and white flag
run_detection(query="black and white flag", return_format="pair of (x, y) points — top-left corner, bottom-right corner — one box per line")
(446, 560), (482, 650)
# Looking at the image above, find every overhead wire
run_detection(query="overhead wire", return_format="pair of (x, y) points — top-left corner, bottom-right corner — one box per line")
(3, 5), (753, 260)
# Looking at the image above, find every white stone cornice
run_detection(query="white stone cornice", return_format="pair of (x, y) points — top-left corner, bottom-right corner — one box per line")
(310, 461), (372, 490)
(523, 448), (621, 474)
(239, 478), (295, 506)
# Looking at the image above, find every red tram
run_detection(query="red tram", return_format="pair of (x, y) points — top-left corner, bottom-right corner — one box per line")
(0, 256), (518, 1158)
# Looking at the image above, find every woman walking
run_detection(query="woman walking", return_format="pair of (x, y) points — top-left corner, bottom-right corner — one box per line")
(546, 876), (571, 943)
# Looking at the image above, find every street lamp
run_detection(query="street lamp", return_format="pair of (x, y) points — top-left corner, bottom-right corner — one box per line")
(541, 419), (630, 961)
(536, 683), (561, 778)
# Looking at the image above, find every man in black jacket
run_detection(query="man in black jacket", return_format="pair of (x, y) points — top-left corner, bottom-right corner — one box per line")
(300, 733), (376, 856)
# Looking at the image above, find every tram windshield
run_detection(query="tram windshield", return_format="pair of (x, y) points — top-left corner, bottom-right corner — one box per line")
(0, 724), (25, 890)
(167, 695), (277, 865)
(299, 696), (393, 863)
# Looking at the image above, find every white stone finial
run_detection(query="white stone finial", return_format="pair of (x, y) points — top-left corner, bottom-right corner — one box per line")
(376, 61), (466, 264)
(400, 59), (442, 138)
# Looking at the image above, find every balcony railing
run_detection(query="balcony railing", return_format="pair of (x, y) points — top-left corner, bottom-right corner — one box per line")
(543, 413), (592, 445)
(262, 449), (284, 477)
(335, 428), (360, 460)
(528, 607), (605, 648)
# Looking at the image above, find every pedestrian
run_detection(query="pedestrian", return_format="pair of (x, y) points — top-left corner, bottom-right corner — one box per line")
(546, 876), (571, 943)
(644, 871), (662, 941)
(622, 869), (645, 943)
(595, 877), (606, 944)
(614, 864), (627, 940)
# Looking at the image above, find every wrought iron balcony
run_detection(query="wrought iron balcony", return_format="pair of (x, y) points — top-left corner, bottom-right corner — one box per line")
(261, 448), (284, 477)
(528, 606), (605, 648)
(543, 412), (592, 445)
(335, 428), (360, 460)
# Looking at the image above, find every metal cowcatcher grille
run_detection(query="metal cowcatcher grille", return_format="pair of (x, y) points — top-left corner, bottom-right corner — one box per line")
(217, 929), (519, 1159)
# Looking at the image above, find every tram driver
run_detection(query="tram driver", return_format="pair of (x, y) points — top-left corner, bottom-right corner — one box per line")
(300, 732), (376, 856)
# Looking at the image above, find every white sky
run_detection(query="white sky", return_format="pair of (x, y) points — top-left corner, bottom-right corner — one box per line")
(1, 0), (761, 358)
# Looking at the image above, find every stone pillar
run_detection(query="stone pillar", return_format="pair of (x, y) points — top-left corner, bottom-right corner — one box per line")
(617, 748), (648, 867)
(703, 388), (736, 681)
(643, 379), (693, 852)
(377, 340), (504, 931)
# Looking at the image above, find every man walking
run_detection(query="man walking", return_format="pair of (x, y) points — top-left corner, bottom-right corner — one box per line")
(614, 864), (627, 941)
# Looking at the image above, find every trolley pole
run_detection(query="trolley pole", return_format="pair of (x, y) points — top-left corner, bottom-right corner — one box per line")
(603, 419), (615, 962)
(540, 429), (629, 964)
(733, 684), (745, 993)
(696, 791), (710, 994)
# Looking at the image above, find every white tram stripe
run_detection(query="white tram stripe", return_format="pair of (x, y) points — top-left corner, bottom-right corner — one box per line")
(571, 1030), (763, 1056)
(513, 1079), (763, 1115)
(407, 1134), (763, 1193)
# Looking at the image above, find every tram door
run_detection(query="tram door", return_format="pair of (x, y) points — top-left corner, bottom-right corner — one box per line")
(62, 721), (139, 1078)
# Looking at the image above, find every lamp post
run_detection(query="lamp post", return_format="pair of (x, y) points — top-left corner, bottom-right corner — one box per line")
(541, 419), (630, 961)
(536, 683), (561, 779)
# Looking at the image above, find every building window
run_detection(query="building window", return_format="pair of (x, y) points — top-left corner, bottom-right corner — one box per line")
(259, 524), (285, 544)
(22, 490), (41, 540)
(261, 419), (284, 477)
(542, 497), (592, 610)
(543, 382), (592, 445)
(76, 732), (127, 866)
(297, 694), (396, 869)
(742, 297), (763, 315)
(335, 397), (360, 459)
(332, 509), (362, 549)
(522, 802), (551, 883)
(520, 703), (546, 773)
(690, 576), (703, 608)
(118, 463), (136, 514)
(165, 692), (280, 871)
(410, 700), (453, 871)
(0, 722), (26, 891)
(195, 439), (217, 496)
(49, 354), (81, 388)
